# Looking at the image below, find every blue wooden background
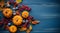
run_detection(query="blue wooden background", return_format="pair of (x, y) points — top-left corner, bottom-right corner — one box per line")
(0, 0), (60, 33)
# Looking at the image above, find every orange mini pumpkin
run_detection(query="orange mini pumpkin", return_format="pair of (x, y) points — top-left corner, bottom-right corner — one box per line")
(3, 8), (12, 18)
(12, 15), (23, 25)
(9, 25), (17, 33)
(22, 11), (29, 18)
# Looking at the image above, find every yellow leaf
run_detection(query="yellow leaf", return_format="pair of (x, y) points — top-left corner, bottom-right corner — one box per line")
(19, 27), (27, 31)
(16, 0), (22, 3)
(29, 25), (32, 31)
(26, 29), (30, 33)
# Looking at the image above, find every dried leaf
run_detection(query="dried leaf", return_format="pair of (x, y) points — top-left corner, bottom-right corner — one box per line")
(26, 29), (31, 33)
(32, 20), (39, 24)
(26, 25), (32, 33)
(20, 27), (27, 31)
(29, 25), (32, 31)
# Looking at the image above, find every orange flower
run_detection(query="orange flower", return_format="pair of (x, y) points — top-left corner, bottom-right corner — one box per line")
(22, 11), (29, 18)
(3, 8), (12, 18)
(12, 15), (23, 25)
(9, 25), (17, 33)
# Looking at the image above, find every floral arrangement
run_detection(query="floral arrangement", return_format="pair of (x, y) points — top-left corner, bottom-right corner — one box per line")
(0, 0), (40, 33)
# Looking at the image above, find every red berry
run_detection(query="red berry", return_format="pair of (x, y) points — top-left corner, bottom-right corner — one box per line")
(2, 18), (8, 25)
(9, 0), (14, 3)
(0, 22), (2, 24)
(27, 16), (33, 20)
(19, 8), (24, 11)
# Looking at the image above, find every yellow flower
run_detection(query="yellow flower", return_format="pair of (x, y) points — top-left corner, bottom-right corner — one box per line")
(9, 25), (17, 33)
(3, 8), (12, 18)
(22, 11), (29, 18)
(12, 15), (23, 25)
